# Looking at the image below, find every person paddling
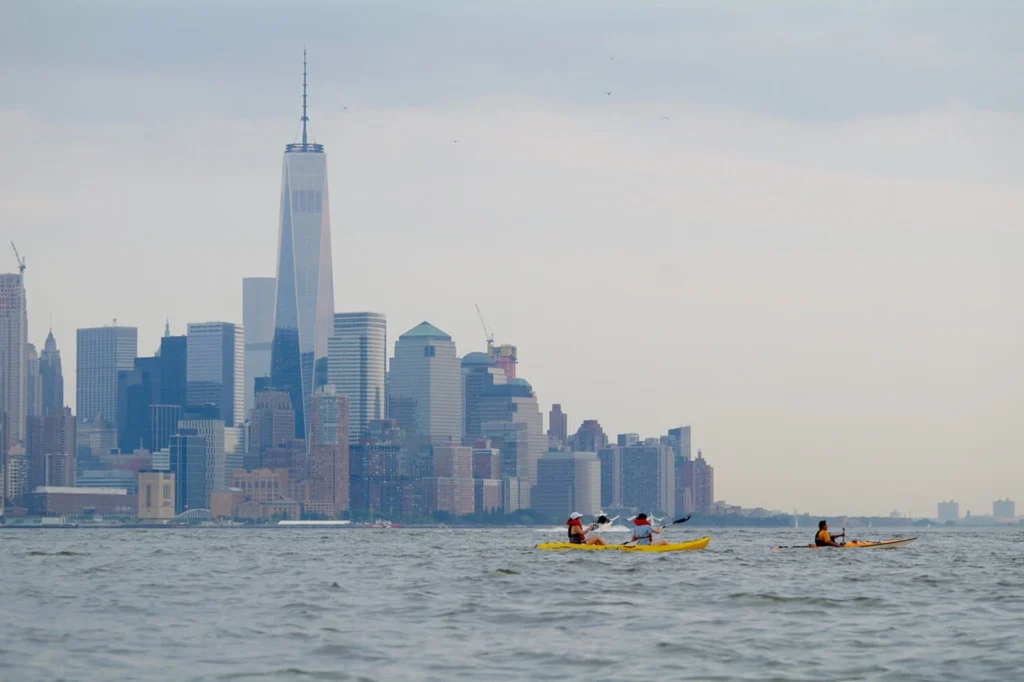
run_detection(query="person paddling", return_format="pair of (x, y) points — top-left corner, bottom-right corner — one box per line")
(566, 512), (608, 545)
(630, 513), (668, 546)
(814, 520), (845, 547)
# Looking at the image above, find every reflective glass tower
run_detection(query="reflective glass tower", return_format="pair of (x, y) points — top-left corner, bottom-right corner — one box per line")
(271, 51), (335, 439)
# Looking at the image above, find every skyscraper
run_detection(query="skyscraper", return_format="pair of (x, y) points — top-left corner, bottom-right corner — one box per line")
(25, 343), (42, 419)
(533, 451), (601, 518)
(388, 322), (462, 445)
(0, 273), (28, 443)
(307, 385), (349, 518)
(620, 442), (675, 516)
(461, 352), (506, 441)
(548, 404), (568, 445)
(571, 419), (608, 453)
(27, 410), (76, 490)
(117, 356), (161, 453)
(270, 51), (336, 441)
(328, 312), (386, 443)
(243, 277), (276, 415)
(40, 329), (64, 415)
(668, 425), (691, 461)
(158, 335), (187, 409)
(477, 378), (545, 485)
(248, 389), (295, 468)
(76, 325), (138, 426)
(186, 322), (244, 427)
(177, 419), (227, 507)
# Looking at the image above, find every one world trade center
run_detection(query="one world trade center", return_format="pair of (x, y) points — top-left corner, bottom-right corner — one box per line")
(271, 51), (335, 439)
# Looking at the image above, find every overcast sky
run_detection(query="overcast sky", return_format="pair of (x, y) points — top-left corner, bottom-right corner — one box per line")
(3, 1), (1022, 516)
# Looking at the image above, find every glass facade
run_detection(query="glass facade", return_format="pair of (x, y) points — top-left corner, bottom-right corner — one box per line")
(76, 326), (138, 427)
(327, 312), (386, 443)
(388, 323), (463, 445)
(242, 277), (275, 415)
(271, 148), (335, 441)
(186, 323), (244, 427)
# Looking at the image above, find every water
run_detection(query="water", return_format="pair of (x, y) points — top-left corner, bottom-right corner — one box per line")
(2, 526), (1023, 681)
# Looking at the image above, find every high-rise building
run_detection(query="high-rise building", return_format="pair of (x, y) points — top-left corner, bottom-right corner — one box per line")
(76, 325), (138, 426)
(461, 352), (507, 442)
(597, 445), (621, 509)
(248, 390), (296, 468)
(620, 442), (675, 516)
(150, 404), (182, 453)
(423, 444), (475, 516)
(168, 430), (207, 513)
(488, 342), (517, 380)
(25, 343), (42, 419)
(328, 312), (387, 443)
(533, 451), (601, 518)
(243, 277), (276, 415)
(692, 450), (714, 514)
(40, 329), (64, 415)
(472, 446), (501, 480)
(548, 404), (568, 445)
(270, 52), (336, 441)
(571, 419), (608, 453)
(117, 356), (161, 453)
(0, 273), (28, 443)
(186, 322), (244, 427)
(668, 426), (691, 461)
(388, 322), (462, 445)
(477, 378), (545, 485)
(993, 499), (1016, 519)
(307, 386), (349, 518)
(617, 433), (640, 447)
(26, 410), (76, 490)
(937, 500), (960, 523)
(177, 419), (227, 508)
(158, 335), (187, 410)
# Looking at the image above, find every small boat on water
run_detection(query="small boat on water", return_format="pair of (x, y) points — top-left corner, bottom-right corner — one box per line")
(537, 536), (711, 553)
(771, 537), (917, 550)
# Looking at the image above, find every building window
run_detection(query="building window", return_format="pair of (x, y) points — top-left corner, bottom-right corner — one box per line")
(424, 346), (436, 358)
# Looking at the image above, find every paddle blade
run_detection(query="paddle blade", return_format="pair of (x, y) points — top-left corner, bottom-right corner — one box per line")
(671, 515), (692, 525)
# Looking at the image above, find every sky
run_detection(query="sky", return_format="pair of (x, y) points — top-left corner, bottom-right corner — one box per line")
(2, 0), (1022, 517)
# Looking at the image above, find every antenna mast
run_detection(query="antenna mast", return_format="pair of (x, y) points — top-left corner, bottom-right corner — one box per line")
(301, 48), (309, 148)
(10, 242), (25, 275)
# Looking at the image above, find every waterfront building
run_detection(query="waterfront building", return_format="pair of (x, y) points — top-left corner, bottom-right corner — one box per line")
(532, 451), (601, 518)
(270, 52), (336, 440)
(307, 386), (349, 518)
(138, 471), (175, 520)
(620, 442), (675, 516)
(476, 378), (544, 485)
(571, 419), (608, 453)
(937, 500), (960, 522)
(993, 499), (1016, 519)
(26, 410), (76, 491)
(327, 312), (387, 443)
(461, 351), (506, 442)
(0, 273), (27, 443)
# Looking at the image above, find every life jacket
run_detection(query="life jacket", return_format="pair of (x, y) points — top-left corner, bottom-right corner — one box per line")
(814, 529), (831, 546)
(632, 518), (653, 545)
(567, 518), (585, 544)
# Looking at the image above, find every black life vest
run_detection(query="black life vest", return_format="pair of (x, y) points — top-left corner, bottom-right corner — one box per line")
(814, 529), (831, 546)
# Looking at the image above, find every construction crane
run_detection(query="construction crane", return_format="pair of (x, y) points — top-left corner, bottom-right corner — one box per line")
(474, 304), (495, 349)
(10, 242), (25, 275)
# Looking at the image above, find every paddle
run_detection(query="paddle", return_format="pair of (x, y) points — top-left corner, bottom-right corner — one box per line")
(620, 515), (691, 546)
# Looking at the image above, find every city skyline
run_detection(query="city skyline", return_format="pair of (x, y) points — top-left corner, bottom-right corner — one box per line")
(3, 2), (1022, 516)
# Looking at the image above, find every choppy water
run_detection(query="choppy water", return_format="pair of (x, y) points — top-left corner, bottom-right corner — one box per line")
(2, 526), (1023, 681)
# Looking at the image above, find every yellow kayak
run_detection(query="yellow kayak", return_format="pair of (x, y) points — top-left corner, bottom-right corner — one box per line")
(771, 537), (917, 550)
(537, 536), (711, 552)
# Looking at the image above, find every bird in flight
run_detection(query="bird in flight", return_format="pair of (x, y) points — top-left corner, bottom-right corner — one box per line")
(609, 55), (615, 60)
(606, 91), (612, 96)
(453, 140), (459, 143)
(661, 116), (670, 120)
(342, 105), (349, 111)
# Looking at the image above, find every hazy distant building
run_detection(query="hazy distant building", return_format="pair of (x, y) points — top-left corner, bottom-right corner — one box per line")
(937, 500), (960, 523)
(25, 343), (42, 419)
(488, 342), (517, 380)
(597, 445), (621, 509)
(26, 410), (76, 490)
(150, 404), (182, 453)
(472, 446), (501, 480)
(117, 357), (161, 453)
(617, 433), (640, 447)
(248, 390), (296, 468)
(477, 378), (545, 485)
(270, 53), (336, 442)
(328, 312), (387, 443)
(572, 419), (608, 453)
(307, 386), (349, 518)
(548, 404), (568, 445)
(461, 352), (506, 441)
(138, 471), (175, 520)
(692, 450), (714, 514)
(667, 426), (691, 461)
(158, 335), (187, 410)
(388, 322), (462, 445)
(993, 499), (1015, 519)
(423, 444), (475, 516)
(176, 419), (227, 509)
(186, 322), (244, 427)
(533, 451), (601, 518)
(243, 277), (276, 415)
(40, 330), (64, 415)
(620, 442), (675, 516)
(0, 273), (28, 443)
(76, 325), (138, 426)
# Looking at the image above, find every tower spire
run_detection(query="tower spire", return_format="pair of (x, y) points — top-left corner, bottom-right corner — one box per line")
(301, 48), (308, 148)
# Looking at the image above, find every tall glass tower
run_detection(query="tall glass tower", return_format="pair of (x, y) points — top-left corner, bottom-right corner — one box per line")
(271, 51), (336, 440)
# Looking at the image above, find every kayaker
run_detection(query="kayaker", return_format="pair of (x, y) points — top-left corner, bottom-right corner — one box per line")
(566, 512), (607, 545)
(814, 520), (845, 547)
(630, 513), (667, 546)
